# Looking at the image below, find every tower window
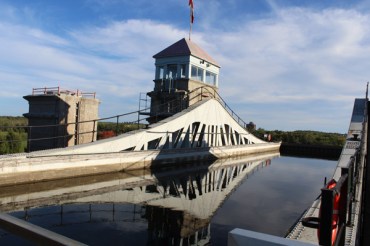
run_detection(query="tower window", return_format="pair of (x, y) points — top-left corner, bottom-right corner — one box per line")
(191, 65), (204, 82)
(158, 66), (164, 79)
(180, 64), (186, 78)
(167, 65), (177, 79)
(206, 71), (217, 85)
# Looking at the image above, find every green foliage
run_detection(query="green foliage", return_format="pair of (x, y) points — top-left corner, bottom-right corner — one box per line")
(251, 128), (346, 147)
(97, 122), (145, 135)
(0, 133), (9, 153)
(0, 116), (28, 154)
(0, 116), (27, 131)
(6, 131), (25, 153)
(0, 131), (27, 154)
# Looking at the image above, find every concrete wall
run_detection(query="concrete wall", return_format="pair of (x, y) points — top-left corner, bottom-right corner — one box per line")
(58, 94), (79, 147)
(0, 144), (280, 186)
(76, 97), (99, 144)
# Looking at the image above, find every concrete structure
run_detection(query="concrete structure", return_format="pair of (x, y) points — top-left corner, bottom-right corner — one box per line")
(146, 38), (221, 123)
(0, 98), (280, 186)
(23, 87), (99, 151)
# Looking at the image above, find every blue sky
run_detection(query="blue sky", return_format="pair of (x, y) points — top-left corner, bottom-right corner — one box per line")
(1, 0), (370, 133)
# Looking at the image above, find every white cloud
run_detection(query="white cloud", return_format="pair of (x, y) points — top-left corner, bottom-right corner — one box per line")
(188, 7), (370, 131)
(0, 19), (184, 119)
(70, 19), (185, 58)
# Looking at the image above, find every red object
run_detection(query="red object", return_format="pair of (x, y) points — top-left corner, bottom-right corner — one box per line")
(189, 0), (193, 8)
(98, 130), (116, 139)
(318, 179), (340, 246)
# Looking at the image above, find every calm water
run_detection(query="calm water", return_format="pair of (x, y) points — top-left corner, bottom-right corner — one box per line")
(0, 154), (337, 245)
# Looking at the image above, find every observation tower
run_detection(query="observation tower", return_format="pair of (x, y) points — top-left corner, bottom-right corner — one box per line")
(145, 38), (220, 123)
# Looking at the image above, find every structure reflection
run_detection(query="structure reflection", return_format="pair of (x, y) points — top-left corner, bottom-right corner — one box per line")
(0, 152), (278, 245)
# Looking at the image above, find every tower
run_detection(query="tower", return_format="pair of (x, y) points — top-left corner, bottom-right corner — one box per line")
(146, 38), (220, 124)
(23, 87), (99, 151)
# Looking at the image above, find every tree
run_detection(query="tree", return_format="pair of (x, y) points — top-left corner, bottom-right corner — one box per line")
(6, 131), (24, 153)
(0, 134), (9, 154)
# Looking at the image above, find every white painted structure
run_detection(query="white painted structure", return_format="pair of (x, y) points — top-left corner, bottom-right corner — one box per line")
(36, 98), (266, 155)
(0, 98), (280, 186)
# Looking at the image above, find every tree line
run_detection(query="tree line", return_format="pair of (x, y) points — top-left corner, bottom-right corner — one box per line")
(249, 128), (346, 147)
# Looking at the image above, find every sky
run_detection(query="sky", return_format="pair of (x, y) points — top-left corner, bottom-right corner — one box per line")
(0, 0), (370, 133)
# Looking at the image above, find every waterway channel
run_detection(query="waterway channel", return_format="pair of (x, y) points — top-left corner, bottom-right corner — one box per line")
(0, 154), (337, 245)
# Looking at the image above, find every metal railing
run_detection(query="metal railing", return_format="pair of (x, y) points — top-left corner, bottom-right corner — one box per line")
(31, 86), (96, 98)
(149, 85), (250, 129)
(189, 86), (250, 129)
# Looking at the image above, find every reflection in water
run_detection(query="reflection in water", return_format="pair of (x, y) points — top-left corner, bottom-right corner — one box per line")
(0, 153), (336, 245)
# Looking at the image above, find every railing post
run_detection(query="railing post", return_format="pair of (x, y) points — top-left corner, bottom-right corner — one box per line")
(92, 120), (96, 142)
(337, 168), (348, 246)
(319, 188), (334, 246)
(64, 123), (67, 147)
(347, 160), (354, 226)
(27, 126), (31, 153)
(116, 116), (119, 136)
(137, 93), (141, 130)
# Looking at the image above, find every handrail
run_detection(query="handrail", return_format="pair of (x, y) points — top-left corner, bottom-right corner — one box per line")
(187, 86), (250, 129)
(31, 86), (96, 98)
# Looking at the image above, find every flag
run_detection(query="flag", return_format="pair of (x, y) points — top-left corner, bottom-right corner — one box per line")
(189, 0), (194, 23)
(189, 0), (193, 8)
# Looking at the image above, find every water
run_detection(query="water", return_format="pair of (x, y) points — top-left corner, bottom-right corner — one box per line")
(0, 154), (337, 245)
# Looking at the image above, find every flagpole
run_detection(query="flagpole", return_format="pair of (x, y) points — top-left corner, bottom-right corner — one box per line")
(188, 0), (194, 40)
(189, 9), (192, 40)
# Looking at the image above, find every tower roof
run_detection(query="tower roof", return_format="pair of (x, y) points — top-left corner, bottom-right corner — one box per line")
(153, 38), (220, 67)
